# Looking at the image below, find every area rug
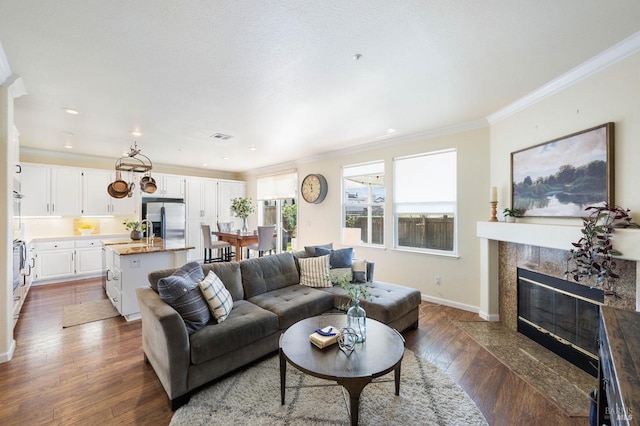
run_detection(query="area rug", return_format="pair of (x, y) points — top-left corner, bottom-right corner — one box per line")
(62, 299), (119, 328)
(456, 321), (594, 418)
(171, 349), (488, 426)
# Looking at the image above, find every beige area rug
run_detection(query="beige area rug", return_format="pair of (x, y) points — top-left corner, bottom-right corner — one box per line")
(171, 349), (488, 426)
(456, 321), (595, 418)
(62, 299), (119, 328)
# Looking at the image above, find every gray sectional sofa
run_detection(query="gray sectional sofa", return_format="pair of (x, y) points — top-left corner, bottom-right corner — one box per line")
(136, 250), (421, 409)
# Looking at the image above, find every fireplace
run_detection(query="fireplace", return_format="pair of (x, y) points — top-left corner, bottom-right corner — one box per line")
(517, 268), (604, 377)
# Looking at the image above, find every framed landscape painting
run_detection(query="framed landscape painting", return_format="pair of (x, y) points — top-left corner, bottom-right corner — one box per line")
(510, 122), (614, 218)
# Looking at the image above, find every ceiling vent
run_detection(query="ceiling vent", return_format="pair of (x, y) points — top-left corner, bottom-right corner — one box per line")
(210, 133), (233, 141)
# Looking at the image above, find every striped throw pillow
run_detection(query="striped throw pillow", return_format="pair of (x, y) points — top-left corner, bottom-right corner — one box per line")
(199, 271), (233, 322)
(299, 254), (331, 288)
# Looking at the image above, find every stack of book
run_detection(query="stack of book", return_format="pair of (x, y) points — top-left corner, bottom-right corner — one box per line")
(309, 326), (339, 349)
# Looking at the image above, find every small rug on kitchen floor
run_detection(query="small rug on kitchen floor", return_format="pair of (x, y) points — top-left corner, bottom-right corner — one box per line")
(456, 321), (594, 418)
(62, 299), (119, 328)
(171, 349), (488, 426)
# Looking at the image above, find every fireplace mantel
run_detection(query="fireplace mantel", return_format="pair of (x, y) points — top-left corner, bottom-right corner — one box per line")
(477, 221), (640, 261)
(476, 221), (640, 321)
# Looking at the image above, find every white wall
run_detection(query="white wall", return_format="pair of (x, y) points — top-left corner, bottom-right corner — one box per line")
(490, 52), (640, 222)
(246, 126), (490, 311)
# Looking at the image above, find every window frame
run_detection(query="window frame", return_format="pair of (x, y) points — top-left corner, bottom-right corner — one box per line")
(392, 149), (458, 256)
(342, 161), (385, 247)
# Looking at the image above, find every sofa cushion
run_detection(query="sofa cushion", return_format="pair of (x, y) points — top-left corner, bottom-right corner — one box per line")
(248, 285), (334, 329)
(315, 247), (353, 268)
(319, 280), (422, 324)
(201, 262), (244, 301)
(157, 262), (210, 334)
(304, 243), (333, 257)
(189, 300), (279, 365)
(240, 252), (300, 299)
(351, 259), (367, 283)
(299, 255), (331, 288)
(199, 271), (233, 322)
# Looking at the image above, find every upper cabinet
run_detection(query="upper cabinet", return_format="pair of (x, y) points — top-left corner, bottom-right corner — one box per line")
(21, 164), (82, 216)
(142, 173), (184, 198)
(185, 177), (217, 220)
(82, 169), (137, 216)
(217, 180), (246, 224)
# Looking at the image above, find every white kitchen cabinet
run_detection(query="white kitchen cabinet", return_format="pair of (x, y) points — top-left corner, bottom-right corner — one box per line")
(142, 173), (184, 198)
(21, 163), (82, 216)
(185, 177), (217, 220)
(82, 169), (137, 216)
(104, 245), (188, 320)
(13, 243), (34, 329)
(217, 180), (246, 224)
(186, 219), (204, 262)
(34, 241), (75, 281)
(75, 239), (104, 275)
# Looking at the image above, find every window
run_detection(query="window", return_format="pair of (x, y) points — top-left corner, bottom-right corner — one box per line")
(342, 161), (384, 245)
(393, 150), (457, 254)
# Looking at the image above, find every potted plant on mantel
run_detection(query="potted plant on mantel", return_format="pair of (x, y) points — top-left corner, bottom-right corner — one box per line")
(230, 197), (256, 232)
(502, 208), (521, 223)
(567, 204), (639, 294)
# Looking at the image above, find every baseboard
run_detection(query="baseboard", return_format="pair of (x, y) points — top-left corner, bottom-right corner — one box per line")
(421, 294), (482, 315)
(478, 311), (500, 322)
(0, 339), (16, 363)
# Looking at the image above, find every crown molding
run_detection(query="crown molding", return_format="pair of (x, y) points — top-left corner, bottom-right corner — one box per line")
(488, 31), (640, 124)
(247, 118), (489, 176)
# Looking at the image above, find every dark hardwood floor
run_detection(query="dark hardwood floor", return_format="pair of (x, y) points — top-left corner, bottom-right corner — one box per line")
(0, 278), (588, 425)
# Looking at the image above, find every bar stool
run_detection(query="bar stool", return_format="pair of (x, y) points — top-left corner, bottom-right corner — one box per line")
(201, 224), (232, 263)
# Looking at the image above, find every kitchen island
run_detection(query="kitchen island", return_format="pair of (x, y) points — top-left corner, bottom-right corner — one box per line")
(102, 238), (193, 321)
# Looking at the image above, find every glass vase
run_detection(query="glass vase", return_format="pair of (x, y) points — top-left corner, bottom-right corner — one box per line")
(347, 300), (366, 343)
(242, 217), (248, 232)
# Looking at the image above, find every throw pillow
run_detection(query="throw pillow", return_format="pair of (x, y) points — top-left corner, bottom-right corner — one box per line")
(304, 243), (333, 257)
(199, 271), (233, 323)
(330, 267), (353, 284)
(315, 247), (353, 268)
(351, 258), (367, 283)
(157, 262), (211, 334)
(298, 254), (332, 288)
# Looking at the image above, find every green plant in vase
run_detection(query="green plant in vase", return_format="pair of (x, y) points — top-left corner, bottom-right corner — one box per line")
(123, 220), (148, 240)
(334, 273), (370, 343)
(230, 197), (256, 232)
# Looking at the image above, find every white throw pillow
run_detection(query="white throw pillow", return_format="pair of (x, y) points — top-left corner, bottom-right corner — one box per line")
(299, 255), (332, 288)
(199, 271), (233, 322)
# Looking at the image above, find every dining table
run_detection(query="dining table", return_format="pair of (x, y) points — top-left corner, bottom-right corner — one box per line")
(212, 231), (259, 261)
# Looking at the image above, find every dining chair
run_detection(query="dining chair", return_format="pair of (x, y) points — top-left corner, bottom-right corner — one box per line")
(201, 224), (232, 263)
(246, 225), (276, 258)
(217, 222), (232, 232)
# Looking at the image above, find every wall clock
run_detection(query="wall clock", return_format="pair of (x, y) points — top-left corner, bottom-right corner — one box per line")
(301, 174), (328, 204)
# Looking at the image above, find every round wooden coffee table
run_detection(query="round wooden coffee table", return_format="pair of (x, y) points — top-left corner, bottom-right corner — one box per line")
(279, 315), (405, 426)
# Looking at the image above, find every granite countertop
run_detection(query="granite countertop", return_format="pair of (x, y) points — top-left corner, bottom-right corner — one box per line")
(104, 238), (194, 256)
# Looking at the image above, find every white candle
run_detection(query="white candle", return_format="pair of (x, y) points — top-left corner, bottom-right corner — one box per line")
(490, 186), (497, 202)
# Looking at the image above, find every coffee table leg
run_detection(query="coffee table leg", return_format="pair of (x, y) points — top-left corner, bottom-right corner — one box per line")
(394, 364), (401, 396)
(279, 348), (286, 405)
(339, 377), (370, 426)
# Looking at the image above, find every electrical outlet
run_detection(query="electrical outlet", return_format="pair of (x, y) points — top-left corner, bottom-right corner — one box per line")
(434, 275), (441, 285)
(130, 259), (141, 268)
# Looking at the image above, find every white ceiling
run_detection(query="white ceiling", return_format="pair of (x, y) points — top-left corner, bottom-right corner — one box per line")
(1, 1), (639, 173)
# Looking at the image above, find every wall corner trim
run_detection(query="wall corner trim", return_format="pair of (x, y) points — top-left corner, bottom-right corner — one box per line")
(487, 30), (640, 124)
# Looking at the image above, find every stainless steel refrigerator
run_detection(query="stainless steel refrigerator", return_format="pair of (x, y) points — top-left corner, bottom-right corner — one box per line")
(142, 198), (186, 246)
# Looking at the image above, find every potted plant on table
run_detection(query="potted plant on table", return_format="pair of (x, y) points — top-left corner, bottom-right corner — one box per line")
(334, 274), (370, 344)
(123, 220), (148, 240)
(230, 197), (256, 232)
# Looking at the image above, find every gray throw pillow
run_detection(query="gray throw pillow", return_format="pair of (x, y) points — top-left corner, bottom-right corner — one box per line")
(304, 243), (333, 257)
(157, 262), (211, 334)
(315, 247), (353, 268)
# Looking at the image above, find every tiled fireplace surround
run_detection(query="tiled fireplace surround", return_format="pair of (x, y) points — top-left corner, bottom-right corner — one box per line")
(477, 222), (640, 326)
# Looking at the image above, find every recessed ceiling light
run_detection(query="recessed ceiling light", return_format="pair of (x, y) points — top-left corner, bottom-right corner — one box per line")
(386, 128), (397, 134)
(201, 163), (208, 167)
(222, 156), (229, 160)
(353, 53), (363, 61)
(64, 143), (73, 149)
(210, 133), (233, 140)
(248, 145), (257, 151)
(131, 131), (143, 137)
(63, 108), (79, 115)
